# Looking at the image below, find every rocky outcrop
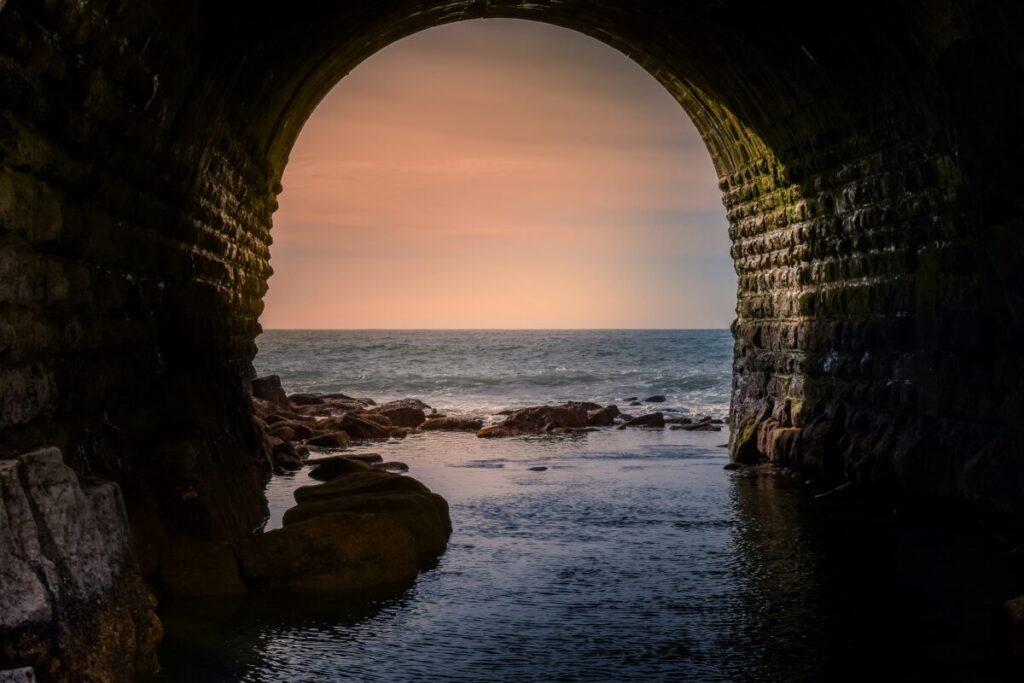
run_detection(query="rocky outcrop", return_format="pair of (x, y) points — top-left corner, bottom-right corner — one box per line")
(0, 449), (160, 682)
(235, 471), (451, 592)
(372, 400), (429, 428)
(478, 404), (589, 438)
(252, 375), (290, 408)
(586, 405), (620, 426)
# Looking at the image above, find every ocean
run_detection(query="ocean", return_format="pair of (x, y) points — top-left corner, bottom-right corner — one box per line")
(158, 329), (1019, 681)
(251, 329), (734, 419)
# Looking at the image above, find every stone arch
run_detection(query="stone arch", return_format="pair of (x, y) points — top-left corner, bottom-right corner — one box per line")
(1, 0), (1022, 556)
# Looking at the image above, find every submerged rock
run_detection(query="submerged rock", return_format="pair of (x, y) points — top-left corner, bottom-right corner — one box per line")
(529, 466), (549, 472)
(644, 395), (667, 403)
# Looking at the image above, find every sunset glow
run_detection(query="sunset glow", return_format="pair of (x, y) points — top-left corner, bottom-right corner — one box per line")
(262, 19), (735, 329)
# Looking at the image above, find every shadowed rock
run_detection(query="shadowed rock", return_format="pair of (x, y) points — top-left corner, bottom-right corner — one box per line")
(308, 456), (371, 481)
(587, 405), (620, 426)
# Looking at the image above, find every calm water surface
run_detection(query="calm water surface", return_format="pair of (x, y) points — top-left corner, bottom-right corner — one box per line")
(159, 332), (1022, 681)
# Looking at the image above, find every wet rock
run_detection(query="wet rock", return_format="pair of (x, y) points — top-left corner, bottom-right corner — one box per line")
(305, 432), (351, 449)
(372, 400), (427, 428)
(665, 415), (694, 425)
(372, 461), (410, 473)
(624, 397), (637, 402)
(307, 456), (372, 481)
(586, 405), (620, 426)
(284, 472), (451, 564)
(618, 412), (666, 428)
(644, 395), (667, 403)
(629, 401), (642, 406)
(252, 375), (289, 408)
(421, 416), (484, 432)
(361, 412), (394, 427)
(723, 462), (742, 471)
(682, 418), (723, 432)
(529, 466), (548, 472)
(158, 537), (246, 597)
(235, 512), (419, 594)
(288, 393), (325, 406)
(478, 404), (588, 438)
(321, 413), (393, 441)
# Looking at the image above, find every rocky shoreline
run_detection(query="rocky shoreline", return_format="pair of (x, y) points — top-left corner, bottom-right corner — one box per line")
(250, 374), (725, 475)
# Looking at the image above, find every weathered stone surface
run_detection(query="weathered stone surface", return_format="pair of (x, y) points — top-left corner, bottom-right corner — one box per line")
(0, 449), (159, 681)
(320, 414), (392, 441)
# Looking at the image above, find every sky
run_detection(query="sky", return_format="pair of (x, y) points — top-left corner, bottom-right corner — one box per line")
(261, 19), (735, 330)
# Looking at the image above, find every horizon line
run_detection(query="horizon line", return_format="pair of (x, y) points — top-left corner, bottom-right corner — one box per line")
(259, 327), (732, 332)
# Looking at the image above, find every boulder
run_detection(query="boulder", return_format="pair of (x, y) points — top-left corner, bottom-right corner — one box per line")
(268, 421), (315, 441)
(0, 448), (160, 680)
(320, 413), (392, 441)
(305, 431), (352, 449)
(644, 395), (667, 403)
(158, 537), (246, 597)
(373, 400), (428, 428)
(284, 472), (451, 563)
(252, 375), (289, 408)
(665, 415), (694, 425)
(234, 512), (419, 594)
(307, 456), (371, 481)
(586, 405), (620, 426)
(618, 412), (666, 428)
(360, 412), (394, 427)
(477, 404), (588, 438)
(421, 416), (484, 432)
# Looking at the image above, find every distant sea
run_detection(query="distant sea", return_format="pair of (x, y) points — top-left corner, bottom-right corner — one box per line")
(253, 329), (733, 418)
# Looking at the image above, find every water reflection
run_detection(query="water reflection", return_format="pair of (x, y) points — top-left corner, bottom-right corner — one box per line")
(159, 431), (1023, 681)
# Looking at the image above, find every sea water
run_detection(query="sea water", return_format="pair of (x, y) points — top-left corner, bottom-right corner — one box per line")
(158, 330), (1022, 681)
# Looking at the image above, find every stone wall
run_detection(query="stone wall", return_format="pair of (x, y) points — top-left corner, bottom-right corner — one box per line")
(0, 0), (1020, 570)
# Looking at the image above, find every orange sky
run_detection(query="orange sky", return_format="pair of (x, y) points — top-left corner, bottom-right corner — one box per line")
(262, 19), (735, 329)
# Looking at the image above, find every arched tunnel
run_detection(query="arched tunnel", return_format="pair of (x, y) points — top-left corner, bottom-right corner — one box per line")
(0, 1), (1021, 679)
